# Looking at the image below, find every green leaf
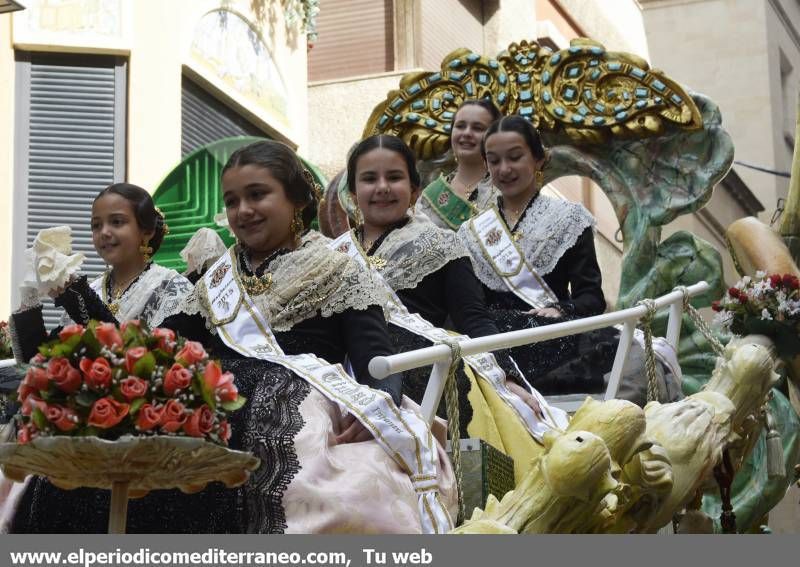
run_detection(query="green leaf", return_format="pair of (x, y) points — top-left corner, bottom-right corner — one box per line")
(132, 352), (156, 378)
(200, 378), (216, 412)
(80, 328), (102, 359)
(220, 396), (246, 412)
(32, 407), (47, 430)
(80, 426), (100, 437)
(129, 397), (146, 415)
(75, 390), (98, 408)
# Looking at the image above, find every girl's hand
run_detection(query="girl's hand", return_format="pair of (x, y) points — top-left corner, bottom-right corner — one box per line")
(335, 413), (374, 444)
(505, 380), (544, 419)
(526, 306), (563, 318)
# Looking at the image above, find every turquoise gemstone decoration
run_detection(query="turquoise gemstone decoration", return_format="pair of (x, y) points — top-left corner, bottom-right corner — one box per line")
(378, 115), (389, 128)
(630, 67), (646, 79)
(589, 59), (599, 67)
(583, 89), (593, 101)
(520, 89), (532, 101)
(407, 113), (420, 122)
(443, 92), (455, 101)
(614, 103), (625, 112)
(498, 91), (507, 104)
(590, 46), (604, 55)
(518, 73), (531, 84)
(393, 114), (402, 122)
(607, 61), (622, 71)
(515, 53), (525, 62)
(569, 46), (581, 54)
(489, 59), (499, 69)
(411, 100), (425, 110)
(390, 97), (404, 110)
(449, 71), (465, 81)
(465, 81), (475, 96)
(550, 53), (561, 65)
(449, 59), (462, 68)
(590, 69), (601, 81)
(429, 73), (442, 83)
(615, 111), (627, 121)
(432, 99), (441, 110)
(670, 93), (683, 105)
(441, 111), (454, 119)
(467, 53), (480, 63)
(407, 83), (421, 95)
(567, 64), (582, 78)
(499, 73), (507, 86)
(563, 87), (576, 101)
(520, 57), (530, 65)
(593, 116), (606, 125)
(652, 80), (666, 92)
(635, 100), (647, 109)
(542, 91), (552, 103)
(477, 73), (490, 85)
(520, 106), (533, 116)
(635, 87), (648, 98)
(655, 96), (663, 103)
(554, 106), (566, 117)
(578, 105), (590, 116)
(425, 118), (437, 128)
(572, 114), (585, 123)
(444, 124), (452, 132)
(594, 103), (605, 113)
(542, 71), (551, 85)
(623, 91), (631, 101)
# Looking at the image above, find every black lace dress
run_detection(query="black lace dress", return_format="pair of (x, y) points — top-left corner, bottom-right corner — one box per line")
(9, 249), (452, 534)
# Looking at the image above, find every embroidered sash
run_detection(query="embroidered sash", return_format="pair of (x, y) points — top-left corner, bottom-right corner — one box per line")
(330, 232), (568, 440)
(468, 208), (558, 309)
(198, 248), (453, 534)
(421, 175), (477, 230)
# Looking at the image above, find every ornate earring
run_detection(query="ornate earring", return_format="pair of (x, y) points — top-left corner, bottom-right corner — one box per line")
(290, 209), (304, 243)
(352, 199), (364, 227)
(535, 169), (544, 190)
(139, 238), (153, 262)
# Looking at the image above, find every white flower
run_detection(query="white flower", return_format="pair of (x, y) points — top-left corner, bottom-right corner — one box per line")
(761, 308), (773, 321)
(756, 270), (767, 279)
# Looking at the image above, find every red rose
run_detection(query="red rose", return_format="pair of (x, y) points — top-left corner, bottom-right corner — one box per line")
(120, 320), (141, 334)
(88, 397), (129, 429)
(183, 405), (214, 438)
(738, 295), (748, 304)
(175, 341), (207, 366)
(163, 363), (193, 396)
(18, 366), (49, 402)
(124, 346), (148, 373)
(53, 364), (81, 394)
(203, 361), (238, 402)
(47, 357), (72, 383)
(784, 274), (800, 290)
(152, 328), (176, 353)
(711, 300), (721, 312)
(727, 287), (739, 299)
(58, 324), (85, 342)
(95, 322), (123, 349)
(120, 376), (148, 402)
(17, 424), (33, 445)
(45, 404), (78, 432)
(136, 403), (165, 431)
(217, 420), (231, 444)
(79, 357), (113, 390)
(160, 399), (187, 432)
(769, 274), (783, 288)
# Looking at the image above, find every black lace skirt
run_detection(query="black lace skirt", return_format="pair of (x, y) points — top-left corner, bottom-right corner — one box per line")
(10, 358), (310, 534)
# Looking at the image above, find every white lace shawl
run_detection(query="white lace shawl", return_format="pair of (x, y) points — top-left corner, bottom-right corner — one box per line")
(85, 264), (194, 328)
(183, 233), (386, 332)
(458, 194), (596, 291)
(373, 216), (470, 292)
(417, 175), (498, 231)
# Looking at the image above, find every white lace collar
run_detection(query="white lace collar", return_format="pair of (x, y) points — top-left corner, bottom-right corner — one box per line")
(458, 194), (595, 290)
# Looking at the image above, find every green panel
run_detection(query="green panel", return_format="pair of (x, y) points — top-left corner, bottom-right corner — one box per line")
(152, 137), (328, 272)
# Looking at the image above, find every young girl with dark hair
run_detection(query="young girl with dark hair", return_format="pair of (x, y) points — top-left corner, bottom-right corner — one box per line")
(417, 99), (502, 230)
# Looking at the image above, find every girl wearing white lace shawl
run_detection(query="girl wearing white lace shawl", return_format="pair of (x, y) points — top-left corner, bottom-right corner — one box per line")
(344, 135), (567, 482)
(3, 183), (192, 532)
(458, 116), (681, 402)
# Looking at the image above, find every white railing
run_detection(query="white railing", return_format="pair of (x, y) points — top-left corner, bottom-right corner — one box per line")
(369, 282), (710, 424)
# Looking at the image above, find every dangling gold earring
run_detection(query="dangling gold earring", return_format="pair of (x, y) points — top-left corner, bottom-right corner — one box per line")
(290, 209), (304, 243)
(352, 200), (364, 227)
(139, 238), (153, 262)
(535, 169), (544, 191)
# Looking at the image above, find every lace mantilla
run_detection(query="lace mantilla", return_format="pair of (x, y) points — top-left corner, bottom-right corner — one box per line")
(88, 264), (193, 328)
(185, 233), (385, 332)
(458, 194), (595, 291)
(373, 217), (469, 292)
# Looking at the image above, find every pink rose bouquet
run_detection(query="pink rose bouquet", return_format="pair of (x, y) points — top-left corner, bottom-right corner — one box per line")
(13, 319), (245, 446)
